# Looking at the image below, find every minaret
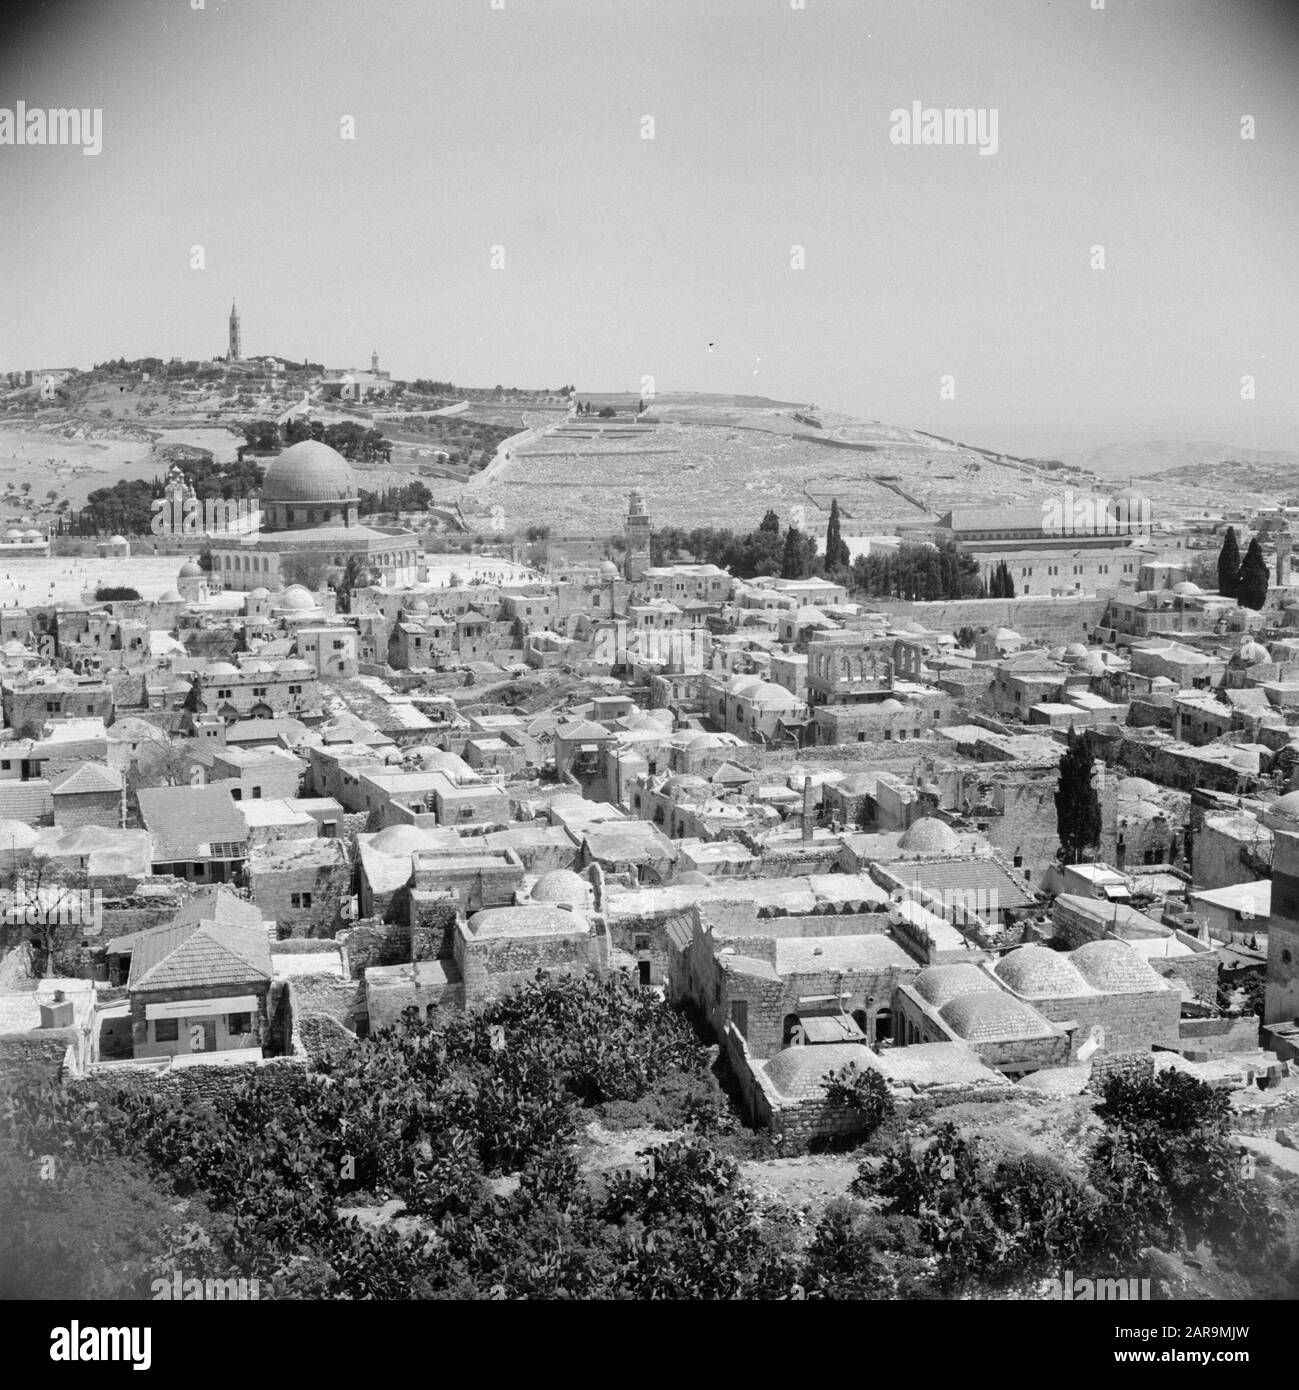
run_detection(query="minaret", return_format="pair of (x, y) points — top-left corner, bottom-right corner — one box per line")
(228, 300), (241, 361)
(371, 348), (379, 373)
(624, 489), (651, 582)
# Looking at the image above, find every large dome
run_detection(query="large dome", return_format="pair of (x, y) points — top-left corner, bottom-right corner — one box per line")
(261, 441), (357, 504)
(898, 817), (960, 854)
(530, 869), (589, 907)
(278, 584), (317, 611)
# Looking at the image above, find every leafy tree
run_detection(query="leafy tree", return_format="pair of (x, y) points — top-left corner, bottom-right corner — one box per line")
(597, 406), (616, 419)
(1217, 526), (1241, 598)
(94, 585), (141, 602)
(850, 541), (980, 601)
(781, 526), (814, 579)
(1055, 726), (1101, 864)
(280, 552), (329, 590)
(239, 419), (280, 453)
(331, 553), (378, 614)
(1236, 536), (1270, 610)
(758, 509), (781, 534)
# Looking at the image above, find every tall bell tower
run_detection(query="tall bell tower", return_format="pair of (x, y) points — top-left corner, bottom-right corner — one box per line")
(228, 300), (241, 362)
(624, 488), (651, 582)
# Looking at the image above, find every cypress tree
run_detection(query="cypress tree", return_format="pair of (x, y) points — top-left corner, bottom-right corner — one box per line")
(825, 497), (850, 573)
(1217, 526), (1240, 598)
(1055, 727), (1102, 865)
(1236, 536), (1270, 610)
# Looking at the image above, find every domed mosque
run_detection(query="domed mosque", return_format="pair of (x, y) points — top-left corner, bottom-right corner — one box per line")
(208, 439), (420, 594)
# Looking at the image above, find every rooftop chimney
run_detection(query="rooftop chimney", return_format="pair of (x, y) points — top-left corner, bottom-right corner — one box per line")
(39, 992), (75, 1029)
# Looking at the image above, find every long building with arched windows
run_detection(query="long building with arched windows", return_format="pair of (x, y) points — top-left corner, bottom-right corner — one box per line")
(208, 439), (419, 592)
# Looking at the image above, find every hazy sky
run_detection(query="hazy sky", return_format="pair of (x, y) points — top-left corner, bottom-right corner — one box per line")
(2, 0), (1297, 449)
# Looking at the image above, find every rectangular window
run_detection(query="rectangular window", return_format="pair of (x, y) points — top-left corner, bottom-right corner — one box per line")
(230, 788), (242, 801)
(45, 701), (60, 713)
(253, 686), (267, 697)
(634, 935), (650, 952)
(333, 640), (345, 650)
(154, 1018), (179, 1043)
(228, 1012), (251, 1035)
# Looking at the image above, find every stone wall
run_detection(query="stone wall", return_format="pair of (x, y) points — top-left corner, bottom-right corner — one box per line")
(53, 789), (122, 829)
(1016, 985), (1180, 1060)
(69, 1053), (311, 1104)
(872, 595), (1111, 645)
(1177, 1013), (1261, 1055)
(337, 919), (443, 977)
(1085, 1049), (1154, 1091)
(1147, 947), (1219, 1005)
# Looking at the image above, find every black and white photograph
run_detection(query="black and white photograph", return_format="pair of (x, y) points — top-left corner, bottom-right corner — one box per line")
(1, 0), (1297, 1347)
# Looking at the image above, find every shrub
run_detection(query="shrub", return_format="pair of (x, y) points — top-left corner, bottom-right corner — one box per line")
(822, 1062), (895, 1136)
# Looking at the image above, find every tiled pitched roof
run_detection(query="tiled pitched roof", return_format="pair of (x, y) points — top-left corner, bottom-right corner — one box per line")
(127, 918), (272, 992)
(50, 762), (123, 796)
(137, 785), (247, 861)
(172, 887), (264, 931)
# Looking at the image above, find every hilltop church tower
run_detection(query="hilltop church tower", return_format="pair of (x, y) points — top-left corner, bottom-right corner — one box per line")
(228, 300), (241, 362)
(624, 488), (651, 582)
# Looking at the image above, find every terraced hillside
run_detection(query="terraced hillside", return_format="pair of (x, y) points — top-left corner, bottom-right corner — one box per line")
(454, 403), (1110, 535)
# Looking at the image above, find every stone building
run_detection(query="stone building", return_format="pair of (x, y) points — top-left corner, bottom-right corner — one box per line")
(192, 655), (320, 722)
(246, 837), (352, 938)
(1262, 792), (1299, 1023)
(123, 891), (273, 1060)
(2, 671), (114, 739)
(209, 440), (419, 593)
(49, 762), (124, 829)
(137, 784), (249, 883)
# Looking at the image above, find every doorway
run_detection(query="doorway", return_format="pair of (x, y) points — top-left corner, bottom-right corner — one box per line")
(638, 960), (651, 986)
